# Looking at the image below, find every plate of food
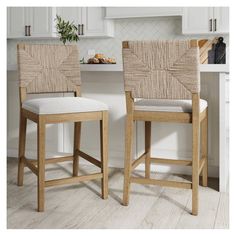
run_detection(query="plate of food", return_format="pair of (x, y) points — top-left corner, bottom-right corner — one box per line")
(86, 54), (116, 64)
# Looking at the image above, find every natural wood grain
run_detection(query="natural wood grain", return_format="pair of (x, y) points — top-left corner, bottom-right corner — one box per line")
(200, 108), (207, 122)
(123, 92), (134, 206)
(151, 158), (192, 166)
(19, 106), (107, 211)
(201, 110), (208, 187)
(198, 158), (206, 175)
(131, 152), (146, 170)
(78, 150), (101, 168)
(101, 111), (109, 199)
(191, 93), (200, 216)
(24, 158), (38, 176)
(190, 39), (198, 47)
(19, 87), (27, 104)
(130, 177), (192, 189)
(73, 122), (81, 176)
(37, 117), (46, 212)
(134, 111), (192, 123)
(123, 113), (134, 206)
(43, 111), (103, 124)
(21, 108), (39, 123)
(45, 173), (103, 187)
(145, 121), (151, 178)
(17, 112), (27, 186)
(74, 85), (81, 97)
(122, 41), (129, 49)
(29, 156), (74, 165)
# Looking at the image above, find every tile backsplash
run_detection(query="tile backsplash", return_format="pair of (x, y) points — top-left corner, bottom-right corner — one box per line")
(7, 16), (227, 68)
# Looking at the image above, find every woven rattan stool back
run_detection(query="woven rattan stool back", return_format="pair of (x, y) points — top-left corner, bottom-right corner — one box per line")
(122, 40), (200, 100)
(17, 44), (81, 97)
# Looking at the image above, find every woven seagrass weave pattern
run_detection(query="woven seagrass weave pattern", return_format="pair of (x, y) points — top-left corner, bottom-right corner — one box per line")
(122, 40), (200, 99)
(17, 44), (81, 93)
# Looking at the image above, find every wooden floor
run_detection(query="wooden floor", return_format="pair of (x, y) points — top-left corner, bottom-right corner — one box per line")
(7, 158), (229, 229)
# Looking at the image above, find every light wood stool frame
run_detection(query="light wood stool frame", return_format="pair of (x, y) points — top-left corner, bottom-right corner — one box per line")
(18, 87), (109, 212)
(122, 40), (208, 216)
(17, 44), (108, 212)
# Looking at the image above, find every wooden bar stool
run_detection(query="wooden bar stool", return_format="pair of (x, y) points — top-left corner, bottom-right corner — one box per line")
(122, 40), (208, 215)
(17, 44), (109, 212)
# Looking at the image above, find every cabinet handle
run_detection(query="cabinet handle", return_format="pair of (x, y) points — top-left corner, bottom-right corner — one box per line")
(78, 24), (80, 35)
(28, 25), (31, 36)
(214, 19), (217, 32)
(25, 26), (31, 36)
(25, 25), (28, 36)
(209, 19), (213, 32)
(81, 24), (84, 35)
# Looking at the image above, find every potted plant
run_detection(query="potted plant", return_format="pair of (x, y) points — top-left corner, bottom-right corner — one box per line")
(55, 15), (79, 45)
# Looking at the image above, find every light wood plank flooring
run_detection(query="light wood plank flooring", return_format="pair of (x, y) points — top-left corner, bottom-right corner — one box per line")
(7, 158), (229, 229)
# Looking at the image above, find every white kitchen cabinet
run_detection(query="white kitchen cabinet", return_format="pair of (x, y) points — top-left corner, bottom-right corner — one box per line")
(182, 7), (213, 34)
(7, 7), (56, 38)
(56, 7), (83, 26)
(214, 7), (229, 34)
(56, 7), (114, 38)
(182, 7), (229, 34)
(27, 7), (56, 37)
(81, 7), (114, 37)
(7, 7), (27, 38)
(105, 7), (182, 18)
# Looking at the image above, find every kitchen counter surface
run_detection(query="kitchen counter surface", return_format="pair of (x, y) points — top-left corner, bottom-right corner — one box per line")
(7, 64), (229, 73)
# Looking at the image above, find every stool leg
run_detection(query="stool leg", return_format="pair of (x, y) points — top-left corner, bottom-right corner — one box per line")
(201, 110), (208, 187)
(192, 117), (200, 216)
(17, 112), (27, 186)
(100, 111), (109, 199)
(145, 121), (151, 178)
(73, 122), (81, 176)
(123, 115), (134, 206)
(37, 118), (46, 212)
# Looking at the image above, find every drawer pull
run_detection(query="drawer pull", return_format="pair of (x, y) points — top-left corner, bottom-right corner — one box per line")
(214, 19), (217, 32)
(209, 19), (213, 32)
(81, 24), (84, 35)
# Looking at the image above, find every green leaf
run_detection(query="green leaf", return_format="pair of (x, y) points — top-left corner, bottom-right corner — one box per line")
(55, 15), (80, 44)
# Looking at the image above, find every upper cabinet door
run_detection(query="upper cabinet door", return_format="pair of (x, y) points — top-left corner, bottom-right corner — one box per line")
(7, 7), (28, 38)
(7, 7), (56, 38)
(56, 7), (114, 37)
(213, 7), (229, 34)
(56, 7), (83, 26)
(81, 7), (114, 37)
(182, 7), (214, 34)
(28, 7), (56, 37)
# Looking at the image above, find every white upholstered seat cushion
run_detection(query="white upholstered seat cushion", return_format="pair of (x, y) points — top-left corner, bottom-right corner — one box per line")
(134, 99), (208, 113)
(22, 97), (108, 115)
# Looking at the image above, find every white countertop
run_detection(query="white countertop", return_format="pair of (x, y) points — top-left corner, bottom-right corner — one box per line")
(7, 63), (229, 73)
